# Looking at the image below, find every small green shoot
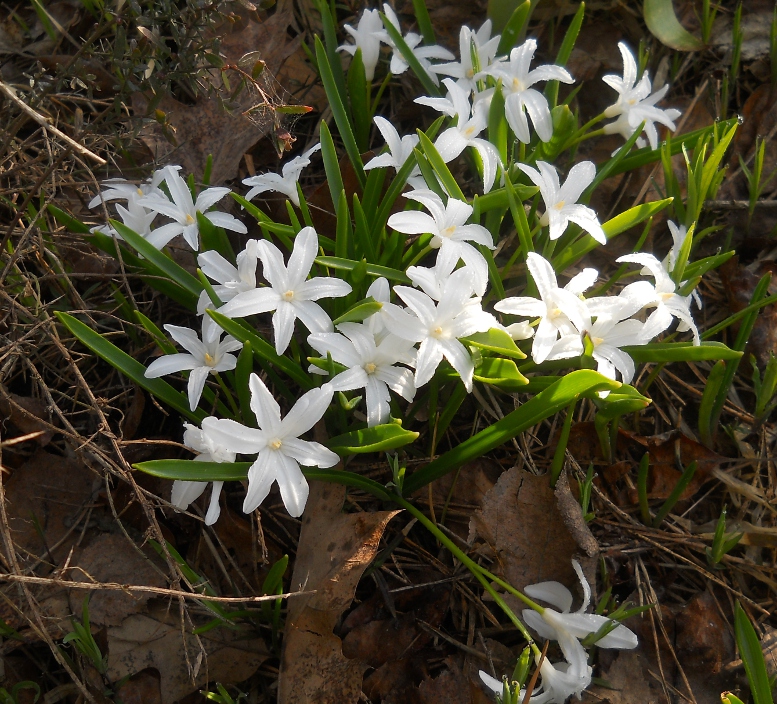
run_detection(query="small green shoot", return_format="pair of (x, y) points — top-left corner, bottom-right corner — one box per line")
(63, 596), (107, 675)
(706, 506), (743, 567)
(578, 463), (596, 523)
(734, 602), (774, 704)
(752, 354), (777, 428)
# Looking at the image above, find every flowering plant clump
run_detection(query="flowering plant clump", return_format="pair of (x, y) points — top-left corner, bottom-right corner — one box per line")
(55, 3), (743, 701)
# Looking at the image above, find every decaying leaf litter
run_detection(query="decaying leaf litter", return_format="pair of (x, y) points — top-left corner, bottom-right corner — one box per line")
(0, 0), (776, 702)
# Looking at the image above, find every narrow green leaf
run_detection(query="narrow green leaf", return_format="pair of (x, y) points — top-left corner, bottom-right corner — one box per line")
(134, 310), (177, 354)
(332, 297), (382, 325)
(316, 256), (412, 284)
(110, 220), (203, 299)
(404, 370), (620, 493)
(417, 131), (467, 201)
(348, 50), (370, 150)
(56, 312), (205, 423)
(644, 0), (703, 51)
(236, 341), (256, 426)
(379, 14), (441, 97)
(473, 357), (529, 392)
(462, 328), (527, 360)
(411, 0), (436, 44)
(320, 121), (346, 216)
(734, 600), (773, 704)
(622, 341), (742, 363)
(495, 0), (532, 53)
(48, 204), (91, 233)
(326, 423), (419, 455)
(314, 36), (365, 187)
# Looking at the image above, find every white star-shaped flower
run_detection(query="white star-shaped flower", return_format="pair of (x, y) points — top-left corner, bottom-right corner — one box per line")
(170, 422), (238, 526)
(602, 42), (681, 150)
(139, 168), (247, 250)
(480, 655), (592, 704)
(338, 8), (384, 81)
(517, 161), (605, 244)
(429, 20), (500, 93)
(382, 267), (497, 391)
(416, 79), (501, 193)
(479, 39), (573, 143)
(242, 143), (321, 207)
(144, 316), (243, 411)
(387, 189), (494, 295)
(197, 240), (260, 314)
(201, 374), (338, 517)
(91, 199), (158, 241)
(308, 322), (416, 426)
(494, 253), (593, 364)
(617, 252), (700, 344)
(87, 166), (176, 209)
(218, 227), (352, 354)
(363, 117), (420, 182)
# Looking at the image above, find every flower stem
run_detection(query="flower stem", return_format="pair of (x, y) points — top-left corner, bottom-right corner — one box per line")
(391, 492), (543, 649)
(213, 372), (240, 419)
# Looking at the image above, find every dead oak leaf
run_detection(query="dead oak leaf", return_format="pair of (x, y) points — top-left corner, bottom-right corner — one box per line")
(106, 603), (268, 703)
(278, 480), (399, 704)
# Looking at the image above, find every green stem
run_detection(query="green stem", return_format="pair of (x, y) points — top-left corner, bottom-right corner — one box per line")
(214, 372), (240, 418)
(392, 493), (543, 648)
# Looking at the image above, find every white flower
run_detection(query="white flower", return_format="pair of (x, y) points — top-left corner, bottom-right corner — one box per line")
(338, 8), (384, 81)
(382, 267), (497, 391)
(664, 220), (689, 273)
(365, 276), (392, 341)
(617, 253), (700, 344)
(387, 189), (494, 296)
(197, 240), (260, 314)
(602, 42), (681, 150)
(522, 560), (637, 686)
(201, 374), (338, 517)
(87, 167), (175, 209)
(308, 322), (416, 426)
(517, 161), (605, 244)
(139, 168), (247, 250)
(91, 198), (157, 240)
(242, 143), (321, 207)
(406, 257), (457, 301)
(218, 227), (352, 354)
(170, 422), (237, 526)
(494, 253), (591, 364)
(479, 657), (592, 704)
(379, 5), (454, 83)
(416, 79), (500, 193)
(144, 316), (243, 411)
(363, 117), (420, 182)
(430, 20), (500, 93)
(480, 39), (573, 143)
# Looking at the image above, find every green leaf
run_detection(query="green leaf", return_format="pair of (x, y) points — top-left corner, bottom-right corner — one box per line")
(327, 423), (420, 455)
(196, 211), (234, 261)
(553, 199), (673, 271)
(134, 459), (393, 501)
(320, 121), (346, 214)
(411, 0), (436, 44)
(134, 310), (177, 354)
(494, 0), (532, 51)
(48, 204), (91, 233)
(316, 256), (412, 284)
(622, 341), (742, 363)
(473, 357), (529, 392)
(734, 602), (773, 704)
(110, 220), (204, 300)
(417, 131), (467, 201)
(404, 370), (620, 493)
(235, 341), (256, 426)
(314, 36), (365, 187)
(462, 328), (527, 360)
(261, 555), (289, 596)
(206, 310), (313, 390)
(644, 0), (703, 51)
(594, 385), (651, 420)
(332, 297), (382, 325)
(56, 312), (205, 423)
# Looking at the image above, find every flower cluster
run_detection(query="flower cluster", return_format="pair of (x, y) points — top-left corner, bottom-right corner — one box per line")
(479, 561), (637, 702)
(85, 15), (698, 701)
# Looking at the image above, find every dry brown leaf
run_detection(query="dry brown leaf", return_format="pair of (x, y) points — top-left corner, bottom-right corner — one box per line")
(112, 670), (163, 704)
(106, 603), (268, 703)
(67, 533), (167, 627)
(675, 590), (733, 674)
(278, 480), (399, 704)
(4, 449), (96, 566)
(133, 8), (301, 183)
(0, 387), (54, 445)
(468, 467), (598, 594)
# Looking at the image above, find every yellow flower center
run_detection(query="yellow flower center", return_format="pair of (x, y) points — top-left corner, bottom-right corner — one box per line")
(432, 325), (444, 337)
(442, 226), (456, 238)
(592, 336), (604, 347)
(365, 362), (377, 374)
(204, 352), (216, 366)
(136, 187), (144, 196)
(659, 291), (674, 302)
(185, 213), (195, 224)
(269, 438), (282, 450)
(512, 77), (525, 92)
(463, 125), (476, 138)
(554, 200), (566, 210)
(282, 290), (295, 301)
